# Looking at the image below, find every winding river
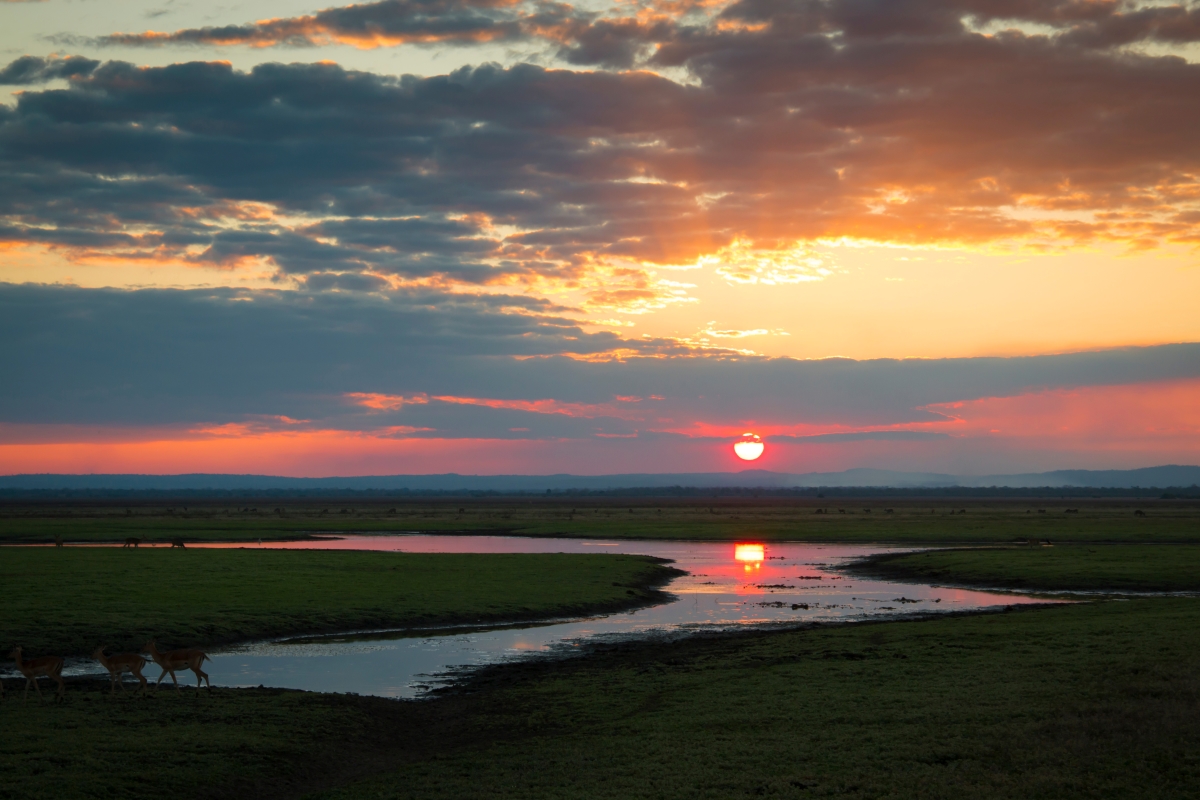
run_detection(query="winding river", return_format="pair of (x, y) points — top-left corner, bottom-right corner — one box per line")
(51, 535), (1048, 697)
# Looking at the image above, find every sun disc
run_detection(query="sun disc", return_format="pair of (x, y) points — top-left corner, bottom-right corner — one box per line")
(733, 433), (764, 461)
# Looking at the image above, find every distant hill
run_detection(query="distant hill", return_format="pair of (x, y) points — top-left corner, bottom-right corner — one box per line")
(2, 465), (1198, 492)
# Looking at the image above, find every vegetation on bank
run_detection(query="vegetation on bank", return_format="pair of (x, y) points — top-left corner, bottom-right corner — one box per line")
(4, 515), (1199, 799)
(850, 544), (1200, 592)
(5, 599), (1197, 800)
(320, 598), (1200, 800)
(0, 549), (678, 656)
(2, 498), (1198, 544)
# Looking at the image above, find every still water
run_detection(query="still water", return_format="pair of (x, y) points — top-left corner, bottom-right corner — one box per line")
(134, 535), (1044, 698)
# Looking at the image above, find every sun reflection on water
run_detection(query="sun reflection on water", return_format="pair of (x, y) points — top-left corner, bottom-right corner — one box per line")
(735, 543), (765, 571)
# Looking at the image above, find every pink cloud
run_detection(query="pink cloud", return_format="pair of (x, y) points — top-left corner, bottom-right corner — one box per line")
(4, 378), (1198, 476)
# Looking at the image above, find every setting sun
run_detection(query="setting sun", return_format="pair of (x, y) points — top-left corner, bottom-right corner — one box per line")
(734, 433), (764, 461)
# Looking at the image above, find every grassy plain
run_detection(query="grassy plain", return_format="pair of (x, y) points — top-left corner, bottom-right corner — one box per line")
(0, 548), (678, 656)
(0, 682), (413, 800)
(4, 502), (1199, 799)
(6, 598), (1196, 800)
(315, 598), (1200, 800)
(853, 544), (1200, 592)
(2, 497), (1197, 544)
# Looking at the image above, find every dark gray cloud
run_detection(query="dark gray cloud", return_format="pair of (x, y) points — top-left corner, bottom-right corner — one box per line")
(98, 0), (569, 49)
(3, 27), (1199, 296)
(3, 283), (1198, 438)
(96, 0), (1200, 55)
(0, 55), (99, 84)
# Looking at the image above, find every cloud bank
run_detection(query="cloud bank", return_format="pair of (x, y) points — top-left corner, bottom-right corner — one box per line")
(2, 0), (1199, 311)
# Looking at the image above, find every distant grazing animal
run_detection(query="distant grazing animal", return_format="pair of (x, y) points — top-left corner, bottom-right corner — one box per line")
(1038, 509), (1046, 514)
(1065, 508), (1079, 514)
(144, 641), (211, 692)
(170, 538), (186, 549)
(93, 647), (148, 694)
(885, 508), (894, 514)
(863, 508), (871, 513)
(9, 647), (65, 701)
(54, 535), (63, 548)
(1135, 509), (1147, 517)
(123, 537), (140, 548)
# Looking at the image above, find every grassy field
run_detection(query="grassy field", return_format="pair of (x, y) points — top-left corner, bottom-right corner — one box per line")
(317, 598), (1200, 800)
(2, 497), (1198, 544)
(0, 682), (414, 800)
(5, 598), (1196, 800)
(851, 544), (1200, 592)
(0, 548), (679, 656)
(4, 507), (1199, 799)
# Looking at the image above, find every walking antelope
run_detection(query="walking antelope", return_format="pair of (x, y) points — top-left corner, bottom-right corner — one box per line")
(144, 641), (211, 692)
(9, 647), (65, 701)
(93, 647), (149, 694)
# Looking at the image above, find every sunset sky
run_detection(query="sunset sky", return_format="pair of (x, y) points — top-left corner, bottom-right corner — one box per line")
(2, 0), (1199, 476)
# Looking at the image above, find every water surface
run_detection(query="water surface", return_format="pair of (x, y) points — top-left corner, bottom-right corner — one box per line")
(158, 535), (1045, 697)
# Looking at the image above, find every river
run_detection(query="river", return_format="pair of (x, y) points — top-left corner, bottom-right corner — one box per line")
(129, 534), (1047, 698)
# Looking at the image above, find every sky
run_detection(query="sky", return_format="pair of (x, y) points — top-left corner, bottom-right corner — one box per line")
(1, 0), (1199, 477)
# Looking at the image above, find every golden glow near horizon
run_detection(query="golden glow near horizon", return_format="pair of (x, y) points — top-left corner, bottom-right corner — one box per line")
(6, 238), (1197, 361)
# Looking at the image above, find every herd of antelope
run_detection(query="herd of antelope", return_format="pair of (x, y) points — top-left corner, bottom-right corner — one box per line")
(3, 641), (211, 701)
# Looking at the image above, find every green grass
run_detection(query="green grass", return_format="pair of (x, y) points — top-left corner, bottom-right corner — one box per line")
(0, 681), (423, 799)
(852, 544), (1200, 592)
(316, 598), (1200, 800)
(2, 499), (1198, 544)
(0, 549), (678, 656)
(5, 519), (1199, 799)
(7, 600), (1198, 800)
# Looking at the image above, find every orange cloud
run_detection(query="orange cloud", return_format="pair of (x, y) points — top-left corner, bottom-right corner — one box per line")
(346, 392), (430, 411)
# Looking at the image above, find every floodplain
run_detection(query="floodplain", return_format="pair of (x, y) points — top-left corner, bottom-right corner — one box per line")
(1, 496), (1198, 799)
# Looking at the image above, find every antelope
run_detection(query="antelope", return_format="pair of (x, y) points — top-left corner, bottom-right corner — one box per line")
(143, 641), (211, 692)
(54, 535), (64, 548)
(123, 537), (140, 548)
(9, 647), (65, 701)
(170, 538), (186, 548)
(92, 647), (148, 694)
